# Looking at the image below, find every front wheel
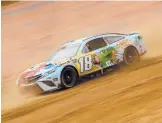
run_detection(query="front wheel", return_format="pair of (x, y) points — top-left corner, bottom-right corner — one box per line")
(123, 46), (140, 65)
(61, 66), (78, 89)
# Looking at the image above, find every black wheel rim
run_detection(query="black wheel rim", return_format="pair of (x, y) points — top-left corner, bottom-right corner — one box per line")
(63, 70), (73, 85)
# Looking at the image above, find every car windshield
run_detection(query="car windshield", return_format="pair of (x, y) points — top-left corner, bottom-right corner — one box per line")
(48, 44), (80, 61)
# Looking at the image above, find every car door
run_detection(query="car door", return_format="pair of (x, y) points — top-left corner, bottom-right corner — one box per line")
(77, 37), (109, 76)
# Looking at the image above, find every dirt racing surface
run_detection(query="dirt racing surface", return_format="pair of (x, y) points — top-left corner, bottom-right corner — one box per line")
(2, 1), (162, 123)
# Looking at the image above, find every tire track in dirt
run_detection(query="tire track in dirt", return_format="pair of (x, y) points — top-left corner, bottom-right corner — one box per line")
(2, 57), (162, 122)
(2, 2), (162, 123)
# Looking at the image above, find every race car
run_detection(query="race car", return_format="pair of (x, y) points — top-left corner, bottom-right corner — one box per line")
(16, 32), (147, 92)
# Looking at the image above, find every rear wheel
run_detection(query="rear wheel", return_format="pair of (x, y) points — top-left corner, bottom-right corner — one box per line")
(61, 66), (78, 88)
(123, 46), (140, 65)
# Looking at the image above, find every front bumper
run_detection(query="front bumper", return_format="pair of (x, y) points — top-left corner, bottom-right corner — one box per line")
(18, 83), (43, 94)
(17, 65), (63, 92)
(18, 80), (60, 93)
(36, 80), (61, 92)
(18, 75), (61, 92)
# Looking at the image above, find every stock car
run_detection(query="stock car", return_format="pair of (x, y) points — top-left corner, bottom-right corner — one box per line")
(16, 32), (147, 92)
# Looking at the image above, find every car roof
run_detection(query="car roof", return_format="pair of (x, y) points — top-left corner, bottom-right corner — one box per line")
(61, 33), (126, 47)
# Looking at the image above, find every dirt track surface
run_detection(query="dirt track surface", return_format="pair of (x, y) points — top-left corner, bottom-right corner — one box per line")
(2, 2), (162, 123)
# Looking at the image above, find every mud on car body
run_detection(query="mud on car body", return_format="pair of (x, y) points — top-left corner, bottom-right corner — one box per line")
(16, 32), (147, 92)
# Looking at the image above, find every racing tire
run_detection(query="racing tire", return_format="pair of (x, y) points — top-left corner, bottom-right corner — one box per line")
(61, 66), (78, 89)
(123, 46), (140, 65)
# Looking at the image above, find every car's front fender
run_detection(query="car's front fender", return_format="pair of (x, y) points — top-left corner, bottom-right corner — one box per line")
(36, 65), (64, 92)
(36, 63), (78, 92)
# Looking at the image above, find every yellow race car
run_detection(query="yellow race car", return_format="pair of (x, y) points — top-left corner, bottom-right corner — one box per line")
(16, 33), (147, 92)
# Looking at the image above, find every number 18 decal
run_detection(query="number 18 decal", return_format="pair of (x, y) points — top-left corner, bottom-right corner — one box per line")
(78, 55), (92, 73)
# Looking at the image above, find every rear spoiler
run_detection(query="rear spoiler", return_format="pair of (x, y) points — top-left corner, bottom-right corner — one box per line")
(104, 32), (140, 36)
(126, 32), (140, 36)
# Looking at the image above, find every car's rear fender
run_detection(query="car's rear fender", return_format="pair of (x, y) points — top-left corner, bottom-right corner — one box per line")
(109, 33), (146, 63)
(126, 33), (147, 55)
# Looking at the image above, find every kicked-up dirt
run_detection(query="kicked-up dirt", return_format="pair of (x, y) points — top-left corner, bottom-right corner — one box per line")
(2, 1), (162, 123)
